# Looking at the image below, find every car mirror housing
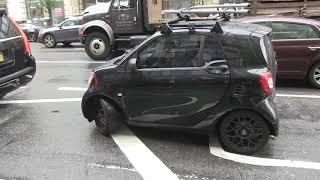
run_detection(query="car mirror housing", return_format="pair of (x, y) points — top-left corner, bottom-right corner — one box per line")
(128, 58), (138, 72)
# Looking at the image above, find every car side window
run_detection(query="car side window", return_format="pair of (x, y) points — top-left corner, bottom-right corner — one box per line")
(113, 0), (134, 9)
(203, 36), (225, 63)
(136, 34), (205, 69)
(0, 16), (19, 39)
(271, 22), (320, 40)
(61, 20), (75, 27)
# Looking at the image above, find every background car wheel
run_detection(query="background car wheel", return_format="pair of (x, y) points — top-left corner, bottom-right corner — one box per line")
(308, 62), (320, 88)
(62, 42), (72, 46)
(28, 33), (37, 42)
(95, 99), (122, 136)
(218, 111), (270, 155)
(85, 32), (111, 60)
(43, 34), (56, 48)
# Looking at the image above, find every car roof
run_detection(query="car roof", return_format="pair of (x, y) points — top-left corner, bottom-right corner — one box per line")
(170, 20), (272, 36)
(237, 16), (320, 27)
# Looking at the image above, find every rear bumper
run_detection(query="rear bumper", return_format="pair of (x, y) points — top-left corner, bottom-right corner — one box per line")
(256, 96), (279, 136)
(0, 55), (36, 96)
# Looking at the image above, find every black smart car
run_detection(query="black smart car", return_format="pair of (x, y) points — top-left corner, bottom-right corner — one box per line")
(0, 9), (36, 98)
(82, 20), (278, 154)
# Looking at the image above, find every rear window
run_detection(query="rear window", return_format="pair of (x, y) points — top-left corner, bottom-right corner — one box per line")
(0, 16), (20, 39)
(250, 35), (274, 68)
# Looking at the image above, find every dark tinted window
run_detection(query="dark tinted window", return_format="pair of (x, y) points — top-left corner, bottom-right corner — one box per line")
(0, 16), (19, 39)
(271, 22), (320, 40)
(137, 34), (224, 69)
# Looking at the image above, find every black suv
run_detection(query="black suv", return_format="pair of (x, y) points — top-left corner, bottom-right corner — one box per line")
(0, 9), (36, 98)
(82, 20), (278, 154)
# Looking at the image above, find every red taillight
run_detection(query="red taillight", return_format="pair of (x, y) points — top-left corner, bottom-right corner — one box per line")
(9, 16), (31, 56)
(259, 72), (274, 94)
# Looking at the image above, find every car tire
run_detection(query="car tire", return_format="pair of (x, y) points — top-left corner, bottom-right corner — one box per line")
(218, 111), (270, 155)
(85, 32), (111, 60)
(62, 42), (72, 46)
(308, 62), (320, 88)
(95, 99), (122, 136)
(28, 33), (37, 42)
(43, 34), (57, 48)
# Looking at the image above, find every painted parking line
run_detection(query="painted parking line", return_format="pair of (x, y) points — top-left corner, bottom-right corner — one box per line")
(57, 87), (320, 99)
(0, 98), (81, 104)
(58, 87), (87, 91)
(111, 125), (178, 180)
(36, 61), (107, 64)
(276, 94), (320, 99)
(209, 136), (320, 170)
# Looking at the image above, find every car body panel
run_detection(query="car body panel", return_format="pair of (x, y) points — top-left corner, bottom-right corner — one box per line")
(0, 15), (36, 96)
(82, 21), (278, 136)
(237, 16), (320, 79)
(38, 17), (82, 43)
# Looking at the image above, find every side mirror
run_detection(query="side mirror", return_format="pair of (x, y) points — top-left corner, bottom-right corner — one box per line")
(128, 58), (138, 72)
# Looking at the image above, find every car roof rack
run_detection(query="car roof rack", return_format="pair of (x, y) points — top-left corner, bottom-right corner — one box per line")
(160, 3), (250, 35)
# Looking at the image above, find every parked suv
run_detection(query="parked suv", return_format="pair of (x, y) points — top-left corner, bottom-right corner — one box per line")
(238, 16), (320, 88)
(0, 9), (36, 98)
(38, 16), (82, 48)
(81, 20), (278, 154)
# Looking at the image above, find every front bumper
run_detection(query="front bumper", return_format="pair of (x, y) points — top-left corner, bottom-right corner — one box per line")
(0, 56), (36, 95)
(37, 33), (44, 43)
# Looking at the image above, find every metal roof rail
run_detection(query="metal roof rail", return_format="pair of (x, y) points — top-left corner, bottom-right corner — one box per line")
(162, 3), (250, 17)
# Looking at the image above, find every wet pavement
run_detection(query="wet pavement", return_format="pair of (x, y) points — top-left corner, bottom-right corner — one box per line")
(0, 43), (320, 179)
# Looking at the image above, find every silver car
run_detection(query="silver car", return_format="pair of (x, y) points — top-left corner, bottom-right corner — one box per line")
(38, 16), (82, 48)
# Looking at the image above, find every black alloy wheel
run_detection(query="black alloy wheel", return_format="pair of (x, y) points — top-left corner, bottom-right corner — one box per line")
(219, 111), (270, 154)
(95, 99), (122, 136)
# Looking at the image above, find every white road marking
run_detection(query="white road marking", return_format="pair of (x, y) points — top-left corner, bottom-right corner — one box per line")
(58, 87), (87, 91)
(209, 136), (320, 170)
(0, 98), (81, 104)
(88, 162), (137, 172)
(111, 125), (178, 180)
(276, 94), (320, 99)
(57, 87), (320, 100)
(36, 61), (107, 64)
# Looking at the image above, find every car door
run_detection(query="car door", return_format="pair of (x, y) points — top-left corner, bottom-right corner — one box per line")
(110, 0), (144, 34)
(271, 22), (320, 79)
(123, 34), (230, 125)
(55, 19), (81, 42)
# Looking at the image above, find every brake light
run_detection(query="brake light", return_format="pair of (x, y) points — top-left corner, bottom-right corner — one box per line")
(259, 72), (274, 94)
(88, 72), (98, 87)
(9, 16), (31, 56)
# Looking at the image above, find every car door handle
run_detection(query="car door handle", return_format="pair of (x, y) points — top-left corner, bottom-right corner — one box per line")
(308, 46), (320, 51)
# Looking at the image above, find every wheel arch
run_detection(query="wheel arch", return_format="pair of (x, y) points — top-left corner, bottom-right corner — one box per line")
(307, 59), (320, 78)
(82, 94), (124, 122)
(42, 33), (55, 42)
(214, 108), (276, 136)
(83, 20), (115, 45)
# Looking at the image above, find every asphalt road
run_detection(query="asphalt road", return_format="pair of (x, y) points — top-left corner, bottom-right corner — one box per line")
(0, 43), (320, 180)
